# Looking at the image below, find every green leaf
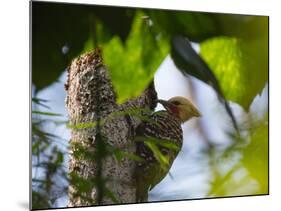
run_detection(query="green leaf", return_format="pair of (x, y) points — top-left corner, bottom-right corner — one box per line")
(67, 108), (158, 131)
(56, 151), (64, 164)
(82, 35), (95, 54)
(32, 110), (62, 116)
(70, 142), (96, 161)
(135, 135), (180, 170)
(208, 115), (268, 197)
(200, 34), (268, 109)
(67, 121), (99, 130)
(214, 15), (269, 40)
(32, 141), (41, 155)
(32, 178), (47, 184)
(113, 149), (144, 163)
(242, 118), (268, 194)
(103, 11), (169, 104)
(135, 136), (179, 151)
(32, 98), (50, 109)
(144, 141), (169, 171)
(104, 188), (120, 203)
(32, 190), (50, 209)
(67, 108), (154, 130)
(69, 172), (95, 193)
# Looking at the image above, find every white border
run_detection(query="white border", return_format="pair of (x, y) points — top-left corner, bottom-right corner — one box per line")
(0, 0), (279, 211)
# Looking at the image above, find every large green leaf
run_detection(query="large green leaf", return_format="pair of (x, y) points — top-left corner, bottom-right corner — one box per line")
(208, 115), (268, 197)
(242, 117), (268, 194)
(200, 34), (268, 109)
(103, 12), (169, 103)
(214, 15), (269, 40)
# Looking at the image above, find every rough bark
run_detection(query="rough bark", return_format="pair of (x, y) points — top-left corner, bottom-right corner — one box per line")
(65, 48), (157, 206)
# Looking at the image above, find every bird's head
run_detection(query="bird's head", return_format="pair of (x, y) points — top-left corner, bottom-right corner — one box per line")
(157, 96), (201, 123)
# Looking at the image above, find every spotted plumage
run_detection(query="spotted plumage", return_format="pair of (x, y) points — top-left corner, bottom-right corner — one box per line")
(135, 111), (183, 202)
(135, 96), (200, 202)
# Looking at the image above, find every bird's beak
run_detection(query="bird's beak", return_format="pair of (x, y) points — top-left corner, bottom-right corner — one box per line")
(192, 106), (201, 118)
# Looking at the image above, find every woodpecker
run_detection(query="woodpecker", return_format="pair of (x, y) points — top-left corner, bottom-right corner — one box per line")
(135, 96), (201, 202)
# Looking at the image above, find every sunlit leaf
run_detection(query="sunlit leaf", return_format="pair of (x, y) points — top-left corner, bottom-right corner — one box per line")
(242, 117), (268, 194)
(200, 34), (268, 109)
(208, 115), (268, 197)
(103, 11), (169, 103)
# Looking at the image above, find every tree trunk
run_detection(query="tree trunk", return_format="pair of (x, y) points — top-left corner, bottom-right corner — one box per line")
(65, 49), (157, 206)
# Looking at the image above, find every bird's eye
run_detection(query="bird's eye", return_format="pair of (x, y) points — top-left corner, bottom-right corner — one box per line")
(173, 101), (180, 105)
